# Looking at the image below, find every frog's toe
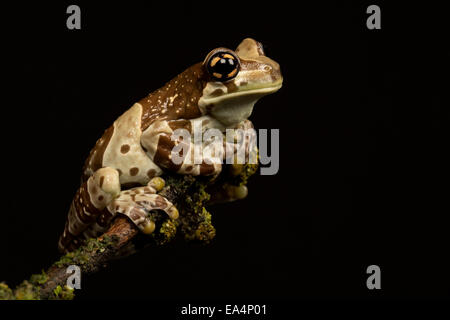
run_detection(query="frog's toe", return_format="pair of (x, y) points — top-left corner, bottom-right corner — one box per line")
(207, 184), (248, 204)
(141, 219), (156, 234)
(148, 177), (165, 192)
(232, 185), (248, 200)
(168, 205), (179, 219)
(230, 164), (244, 176)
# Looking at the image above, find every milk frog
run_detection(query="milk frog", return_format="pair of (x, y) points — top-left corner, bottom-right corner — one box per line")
(59, 38), (283, 253)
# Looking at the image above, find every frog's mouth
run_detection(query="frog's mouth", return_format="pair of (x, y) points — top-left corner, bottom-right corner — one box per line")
(207, 81), (283, 126)
(204, 79), (283, 106)
(235, 80), (283, 95)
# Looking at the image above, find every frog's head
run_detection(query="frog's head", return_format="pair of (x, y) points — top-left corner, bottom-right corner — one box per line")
(198, 38), (283, 126)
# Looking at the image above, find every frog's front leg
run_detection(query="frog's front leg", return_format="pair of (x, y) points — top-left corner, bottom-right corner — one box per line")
(106, 177), (179, 234)
(224, 119), (257, 166)
(59, 168), (178, 253)
(207, 120), (256, 204)
(141, 118), (223, 176)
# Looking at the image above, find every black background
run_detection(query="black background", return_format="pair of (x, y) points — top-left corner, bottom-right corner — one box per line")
(1, 0), (448, 303)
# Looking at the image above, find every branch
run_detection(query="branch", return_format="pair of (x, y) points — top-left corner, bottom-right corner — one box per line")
(0, 163), (257, 300)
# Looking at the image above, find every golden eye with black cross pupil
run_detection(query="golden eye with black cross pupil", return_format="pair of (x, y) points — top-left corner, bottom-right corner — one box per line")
(206, 51), (240, 82)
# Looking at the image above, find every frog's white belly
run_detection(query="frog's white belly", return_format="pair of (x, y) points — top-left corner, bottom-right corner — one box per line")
(101, 102), (162, 185)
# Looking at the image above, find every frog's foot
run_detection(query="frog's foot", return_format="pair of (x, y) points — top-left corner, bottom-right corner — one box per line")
(107, 177), (178, 234)
(207, 183), (248, 204)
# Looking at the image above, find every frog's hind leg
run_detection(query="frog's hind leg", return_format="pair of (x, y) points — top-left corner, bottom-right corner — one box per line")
(58, 167), (121, 253)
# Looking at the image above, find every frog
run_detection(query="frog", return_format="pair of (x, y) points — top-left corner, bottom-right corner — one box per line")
(58, 38), (283, 253)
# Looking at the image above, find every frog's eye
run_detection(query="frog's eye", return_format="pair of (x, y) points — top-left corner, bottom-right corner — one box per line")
(205, 51), (240, 82)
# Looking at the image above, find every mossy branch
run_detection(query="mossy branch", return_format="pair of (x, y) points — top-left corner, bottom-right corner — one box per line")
(0, 162), (258, 300)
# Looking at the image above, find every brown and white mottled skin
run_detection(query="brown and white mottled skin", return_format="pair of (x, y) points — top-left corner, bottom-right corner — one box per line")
(58, 38), (283, 253)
